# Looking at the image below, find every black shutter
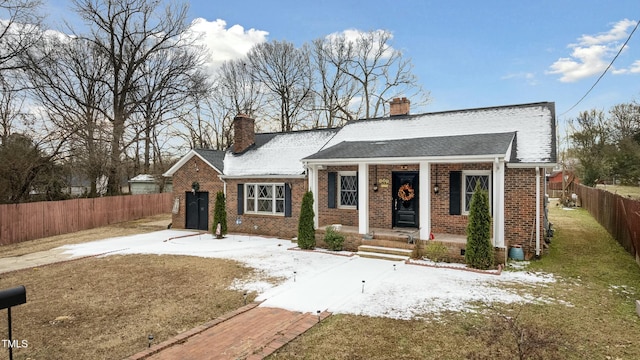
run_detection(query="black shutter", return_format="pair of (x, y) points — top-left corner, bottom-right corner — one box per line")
(328, 172), (337, 208)
(449, 171), (461, 215)
(284, 183), (292, 217)
(237, 183), (244, 215)
(355, 171), (359, 210)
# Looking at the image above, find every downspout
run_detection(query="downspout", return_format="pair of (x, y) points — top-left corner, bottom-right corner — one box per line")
(535, 167), (541, 257)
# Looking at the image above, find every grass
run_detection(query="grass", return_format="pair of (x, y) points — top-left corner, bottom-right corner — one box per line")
(269, 203), (640, 359)
(0, 214), (263, 360)
(0, 254), (257, 360)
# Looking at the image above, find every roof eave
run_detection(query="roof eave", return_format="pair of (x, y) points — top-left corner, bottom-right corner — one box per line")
(163, 150), (223, 177)
(506, 162), (558, 169)
(219, 174), (307, 180)
(303, 154), (509, 166)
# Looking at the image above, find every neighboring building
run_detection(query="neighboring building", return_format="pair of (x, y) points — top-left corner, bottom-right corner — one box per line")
(129, 174), (173, 195)
(164, 100), (557, 262)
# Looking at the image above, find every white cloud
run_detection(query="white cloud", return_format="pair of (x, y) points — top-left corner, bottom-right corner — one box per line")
(547, 19), (638, 82)
(187, 18), (268, 74)
(501, 72), (538, 85)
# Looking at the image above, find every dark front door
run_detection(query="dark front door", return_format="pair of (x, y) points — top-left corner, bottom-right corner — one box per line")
(185, 191), (209, 230)
(392, 172), (419, 228)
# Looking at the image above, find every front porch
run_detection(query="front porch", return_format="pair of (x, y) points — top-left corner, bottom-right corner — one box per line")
(315, 225), (473, 263)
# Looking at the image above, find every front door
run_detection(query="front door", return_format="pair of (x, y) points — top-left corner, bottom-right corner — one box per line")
(392, 172), (419, 228)
(185, 191), (209, 230)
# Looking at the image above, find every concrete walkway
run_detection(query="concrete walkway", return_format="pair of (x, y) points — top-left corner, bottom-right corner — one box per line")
(0, 248), (76, 274)
(127, 302), (331, 360)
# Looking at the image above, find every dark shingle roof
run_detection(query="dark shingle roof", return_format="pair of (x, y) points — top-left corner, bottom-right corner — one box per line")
(305, 132), (516, 161)
(194, 149), (225, 172)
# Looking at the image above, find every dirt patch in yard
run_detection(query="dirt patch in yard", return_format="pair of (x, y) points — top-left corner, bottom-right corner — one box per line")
(0, 253), (256, 360)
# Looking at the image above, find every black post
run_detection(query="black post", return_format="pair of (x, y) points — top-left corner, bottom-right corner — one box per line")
(8, 307), (12, 360)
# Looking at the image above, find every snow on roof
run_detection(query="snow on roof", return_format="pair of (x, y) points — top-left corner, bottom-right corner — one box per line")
(322, 102), (556, 164)
(129, 174), (156, 182)
(224, 129), (339, 176)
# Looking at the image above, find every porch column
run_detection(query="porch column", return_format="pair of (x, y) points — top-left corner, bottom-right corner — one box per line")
(309, 165), (319, 229)
(358, 163), (369, 235)
(419, 161), (431, 240)
(492, 158), (505, 248)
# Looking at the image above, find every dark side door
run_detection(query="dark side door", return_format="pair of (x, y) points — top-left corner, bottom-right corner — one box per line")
(185, 191), (209, 231)
(392, 172), (419, 228)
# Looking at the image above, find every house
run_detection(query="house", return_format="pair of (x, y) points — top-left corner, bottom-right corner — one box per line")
(164, 99), (557, 263)
(129, 174), (173, 194)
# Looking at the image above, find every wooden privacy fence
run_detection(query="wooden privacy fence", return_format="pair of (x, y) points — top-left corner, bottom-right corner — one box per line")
(575, 184), (640, 266)
(0, 193), (172, 245)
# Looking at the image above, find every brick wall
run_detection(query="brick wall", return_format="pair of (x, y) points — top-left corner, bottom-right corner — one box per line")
(225, 178), (308, 239)
(232, 115), (255, 154)
(430, 163), (492, 236)
(504, 167), (544, 256)
(318, 166), (359, 227)
(171, 156), (225, 229)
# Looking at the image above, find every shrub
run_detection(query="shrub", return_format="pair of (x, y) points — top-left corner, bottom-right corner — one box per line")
(213, 191), (227, 238)
(324, 226), (345, 251)
(297, 191), (316, 249)
(465, 183), (494, 269)
(424, 241), (449, 263)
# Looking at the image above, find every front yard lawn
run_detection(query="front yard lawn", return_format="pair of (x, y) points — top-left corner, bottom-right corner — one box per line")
(0, 254), (256, 360)
(268, 204), (640, 359)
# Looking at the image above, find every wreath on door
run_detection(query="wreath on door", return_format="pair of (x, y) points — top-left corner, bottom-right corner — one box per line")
(398, 183), (415, 201)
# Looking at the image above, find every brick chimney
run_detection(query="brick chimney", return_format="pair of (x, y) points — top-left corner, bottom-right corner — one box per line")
(389, 97), (410, 116)
(232, 114), (255, 154)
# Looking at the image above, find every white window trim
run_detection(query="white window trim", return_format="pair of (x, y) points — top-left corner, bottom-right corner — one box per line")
(462, 170), (491, 215)
(245, 183), (285, 216)
(338, 171), (357, 209)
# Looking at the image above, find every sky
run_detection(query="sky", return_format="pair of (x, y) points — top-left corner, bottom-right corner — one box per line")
(43, 0), (640, 135)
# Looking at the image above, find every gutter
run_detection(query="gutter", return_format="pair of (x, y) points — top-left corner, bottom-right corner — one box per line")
(536, 166), (541, 257)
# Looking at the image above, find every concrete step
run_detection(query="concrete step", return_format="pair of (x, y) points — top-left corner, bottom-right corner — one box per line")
(356, 251), (409, 261)
(358, 245), (413, 257)
(360, 238), (415, 250)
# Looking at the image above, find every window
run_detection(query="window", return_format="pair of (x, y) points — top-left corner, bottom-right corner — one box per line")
(463, 171), (491, 214)
(245, 183), (285, 215)
(339, 172), (357, 208)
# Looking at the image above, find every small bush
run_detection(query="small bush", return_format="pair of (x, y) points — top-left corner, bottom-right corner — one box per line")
(297, 191), (316, 249)
(213, 191), (227, 238)
(424, 241), (449, 263)
(324, 226), (345, 251)
(465, 183), (494, 269)
(410, 240), (424, 260)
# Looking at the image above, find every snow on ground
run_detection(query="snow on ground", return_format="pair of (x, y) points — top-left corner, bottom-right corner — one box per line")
(61, 230), (557, 320)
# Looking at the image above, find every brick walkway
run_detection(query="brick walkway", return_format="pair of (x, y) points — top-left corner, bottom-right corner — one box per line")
(126, 302), (331, 360)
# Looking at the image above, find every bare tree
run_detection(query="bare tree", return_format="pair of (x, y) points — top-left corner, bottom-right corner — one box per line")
(71, 0), (201, 195)
(23, 34), (112, 197)
(216, 59), (264, 117)
(133, 49), (207, 173)
(0, 0), (42, 72)
(247, 40), (313, 131)
(325, 30), (427, 119)
(311, 37), (358, 127)
(0, 73), (33, 144)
